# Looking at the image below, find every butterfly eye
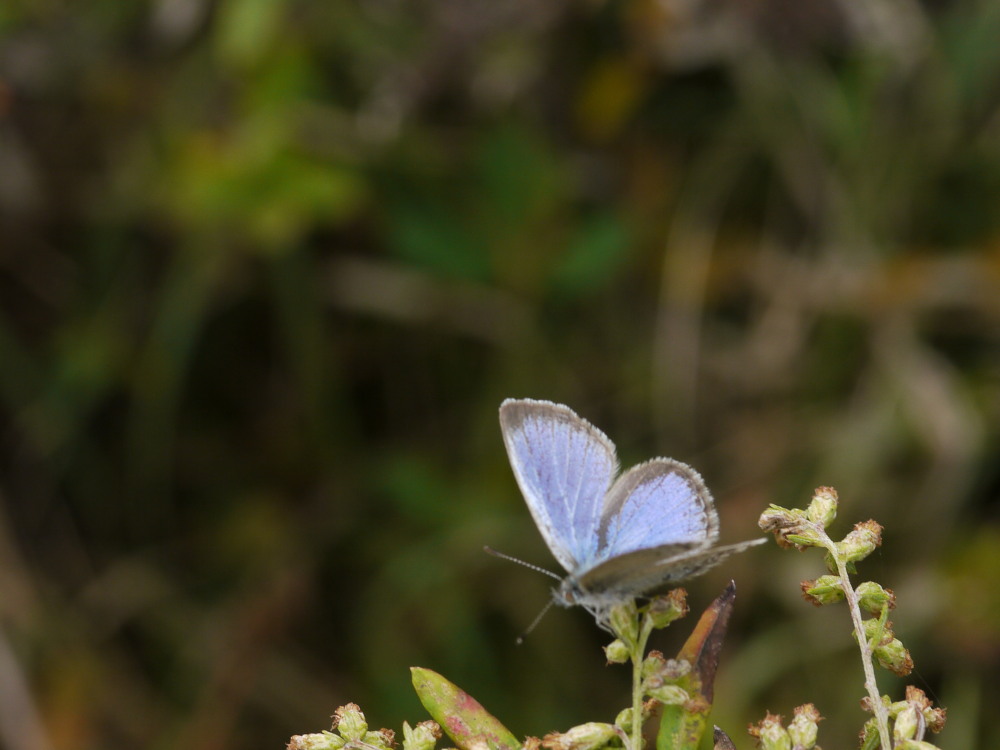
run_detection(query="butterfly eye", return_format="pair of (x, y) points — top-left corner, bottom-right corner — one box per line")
(557, 579), (584, 605)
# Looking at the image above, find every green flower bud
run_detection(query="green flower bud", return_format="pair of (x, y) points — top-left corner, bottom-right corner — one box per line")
(806, 487), (838, 528)
(614, 708), (634, 731)
(888, 698), (909, 716)
(858, 617), (911, 675)
(402, 721), (441, 750)
(646, 685), (689, 706)
(903, 686), (946, 732)
(787, 704), (821, 749)
(288, 732), (345, 750)
(836, 520), (883, 563)
(608, 600), (639, 647)
(758, 505), (802, 530)
(893, 704), (919, 742)
(801, 575), (844, 606)
(859, 717), (881, 750)
(896, 742), (941, 750)
(646, 590), (688, 629)
(541, 723), (618, 750)
(604, 639), (630, 664)
(856, 581), (895, 615)
(640, 650), (666, 680)
(860, 616), (888, 643)
(661, 658), (691, 681)
(363, 729), (395, 750)
(758, 504), (794, 528)
(758, 505), (811, 549)
(333, 704), (368, 741)
(874, 637), (914, 676)
(749, 713), (790, 750)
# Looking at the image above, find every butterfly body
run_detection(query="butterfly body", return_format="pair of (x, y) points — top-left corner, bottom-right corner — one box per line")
(499, 398), (764, 625)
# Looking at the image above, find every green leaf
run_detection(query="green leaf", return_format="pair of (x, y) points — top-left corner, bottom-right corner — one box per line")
(411, 667), (520, 750)
(655, 583), (736, 750)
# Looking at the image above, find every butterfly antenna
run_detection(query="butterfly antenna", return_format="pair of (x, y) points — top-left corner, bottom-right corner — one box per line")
(516, 599), (555, 645)
(483, 546), (562, 643)
(483, 546), (561, 581)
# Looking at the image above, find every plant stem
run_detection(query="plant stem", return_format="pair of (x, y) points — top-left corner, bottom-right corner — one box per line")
(630, 613), (656, 750)
(823, 538), (892, 750)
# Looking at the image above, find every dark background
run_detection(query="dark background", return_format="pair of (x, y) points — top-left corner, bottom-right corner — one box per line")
(1, 1), (998, 748)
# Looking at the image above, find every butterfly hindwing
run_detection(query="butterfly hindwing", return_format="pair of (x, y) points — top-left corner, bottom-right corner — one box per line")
(576, 538), (767, 595)
(597, 458), (719, 560)
(499, 398), (618, 573)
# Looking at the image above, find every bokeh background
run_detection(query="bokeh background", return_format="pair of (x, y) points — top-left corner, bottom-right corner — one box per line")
(2, 1), (999, 748)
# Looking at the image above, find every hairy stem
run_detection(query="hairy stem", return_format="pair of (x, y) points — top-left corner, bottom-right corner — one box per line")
(630, 614), (656, 750)
(822, 538), (892, 750)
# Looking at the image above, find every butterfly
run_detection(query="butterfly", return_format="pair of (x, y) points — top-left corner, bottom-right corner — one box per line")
(499, 398), (765, 625)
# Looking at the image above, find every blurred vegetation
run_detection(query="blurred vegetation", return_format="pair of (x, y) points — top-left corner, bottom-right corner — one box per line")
(1, 1), (999, 749)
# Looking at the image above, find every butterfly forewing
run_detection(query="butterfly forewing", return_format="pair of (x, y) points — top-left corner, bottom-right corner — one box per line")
(499, 398), (618, 572)
(598, 458), (719, 558)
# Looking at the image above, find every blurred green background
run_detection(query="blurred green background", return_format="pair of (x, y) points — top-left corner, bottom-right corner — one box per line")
(2, 1), (999, 748)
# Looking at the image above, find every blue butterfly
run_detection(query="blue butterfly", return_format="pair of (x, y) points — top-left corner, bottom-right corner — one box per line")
(499, 398), (765, 624)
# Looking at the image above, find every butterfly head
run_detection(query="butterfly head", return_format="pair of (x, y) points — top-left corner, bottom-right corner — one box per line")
(553, 577), (582, 608)
(552, 576), (629, 631)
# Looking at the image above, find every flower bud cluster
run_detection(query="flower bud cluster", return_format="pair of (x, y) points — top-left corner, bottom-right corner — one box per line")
(860, 687), (946, 749)
(289, 705), (400, 750)
(787, 704), (821, 748)
(639, 652), (694, 707)
(889, 687), (947, 741)
(605, 592), (688, 663)
(334, 704), (369, 741)
(748, 705), (822, 750)
(759, 486), (948, 750)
